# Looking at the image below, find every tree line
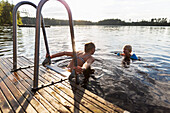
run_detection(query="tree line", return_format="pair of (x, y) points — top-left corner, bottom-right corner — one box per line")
(21, 17), (170, 26)
(0, 0), (22, 25)
(21, 17), (94, 26)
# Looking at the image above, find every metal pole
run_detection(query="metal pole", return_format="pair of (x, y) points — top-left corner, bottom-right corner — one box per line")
(57, 0), (78, 81)
(12, 1), (36, 71)
(41, 17), (50, 55)
(33, 0), (48, 90)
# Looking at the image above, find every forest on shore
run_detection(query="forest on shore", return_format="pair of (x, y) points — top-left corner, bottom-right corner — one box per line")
(0, 0), (22, 25)
(22, 17), (170, 26)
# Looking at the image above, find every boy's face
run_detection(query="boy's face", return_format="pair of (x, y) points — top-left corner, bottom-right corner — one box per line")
(123, 47), (130, 55)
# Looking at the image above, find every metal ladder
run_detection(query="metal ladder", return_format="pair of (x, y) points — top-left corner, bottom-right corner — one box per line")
(13, 0), (77, 91)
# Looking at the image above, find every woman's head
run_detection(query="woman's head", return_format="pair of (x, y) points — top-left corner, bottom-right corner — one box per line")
(84, 42), (95, 54)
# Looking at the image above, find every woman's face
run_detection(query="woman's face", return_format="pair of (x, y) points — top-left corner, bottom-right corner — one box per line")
(90, 48), (95, 55)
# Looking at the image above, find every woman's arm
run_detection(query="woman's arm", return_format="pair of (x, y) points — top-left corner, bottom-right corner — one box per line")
(74, 56), (95, 74)
(51, 51), (73, 58)
(82, 56), (95, 69)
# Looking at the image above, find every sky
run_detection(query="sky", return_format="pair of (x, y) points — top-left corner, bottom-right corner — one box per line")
(8, 0), (170, 22)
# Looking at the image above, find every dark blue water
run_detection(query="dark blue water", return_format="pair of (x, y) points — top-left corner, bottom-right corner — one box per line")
(0, 25), (170, 113)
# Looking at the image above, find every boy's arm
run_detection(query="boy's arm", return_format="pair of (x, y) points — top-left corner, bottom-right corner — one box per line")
(51, 51), (73, 58)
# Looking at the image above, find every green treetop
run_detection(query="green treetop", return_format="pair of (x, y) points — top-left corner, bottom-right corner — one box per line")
(0, 0), (22, 25)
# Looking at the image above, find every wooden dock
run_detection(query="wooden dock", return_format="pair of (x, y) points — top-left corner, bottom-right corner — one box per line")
(0, 56), (128, 113)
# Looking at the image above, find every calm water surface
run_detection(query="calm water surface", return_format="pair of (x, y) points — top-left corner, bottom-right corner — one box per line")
(0, 25), (170, 113)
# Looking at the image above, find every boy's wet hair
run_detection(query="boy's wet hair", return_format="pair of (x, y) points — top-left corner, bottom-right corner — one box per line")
(84, 42), (95, 52)
(124, 45), (132, 53)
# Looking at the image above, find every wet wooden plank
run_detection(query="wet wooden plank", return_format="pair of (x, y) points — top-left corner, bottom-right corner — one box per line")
(1, 58), (69, 113)
(0, 69), (37, 113)
(6, 58), (73, 113)
(0, 59), (51, 113)
(0, 73), (25, 112)
(0, 86), (14, 113)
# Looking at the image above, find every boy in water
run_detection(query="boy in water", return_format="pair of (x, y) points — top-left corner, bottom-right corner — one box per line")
(121, 45), (138, 67)
(42, 42), (95, 83)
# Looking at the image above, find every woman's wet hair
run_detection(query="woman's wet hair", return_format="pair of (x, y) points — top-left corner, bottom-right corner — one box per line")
(84, 42), (95, 52)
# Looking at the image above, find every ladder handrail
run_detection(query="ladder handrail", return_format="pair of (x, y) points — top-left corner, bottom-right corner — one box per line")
(33, 0), (77, 89)
(13, 1), (37, 71)
(12, 1), (50, 71)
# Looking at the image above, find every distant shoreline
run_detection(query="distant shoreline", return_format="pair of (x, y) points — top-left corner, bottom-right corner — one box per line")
(18, 24), (50, 27)
(17, 24), (170, 27)
(21, 17), (170, 26)
(2, 24), (170, 27)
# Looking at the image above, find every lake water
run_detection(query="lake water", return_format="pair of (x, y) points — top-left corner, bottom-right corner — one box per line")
(0, 25), (170, 113)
